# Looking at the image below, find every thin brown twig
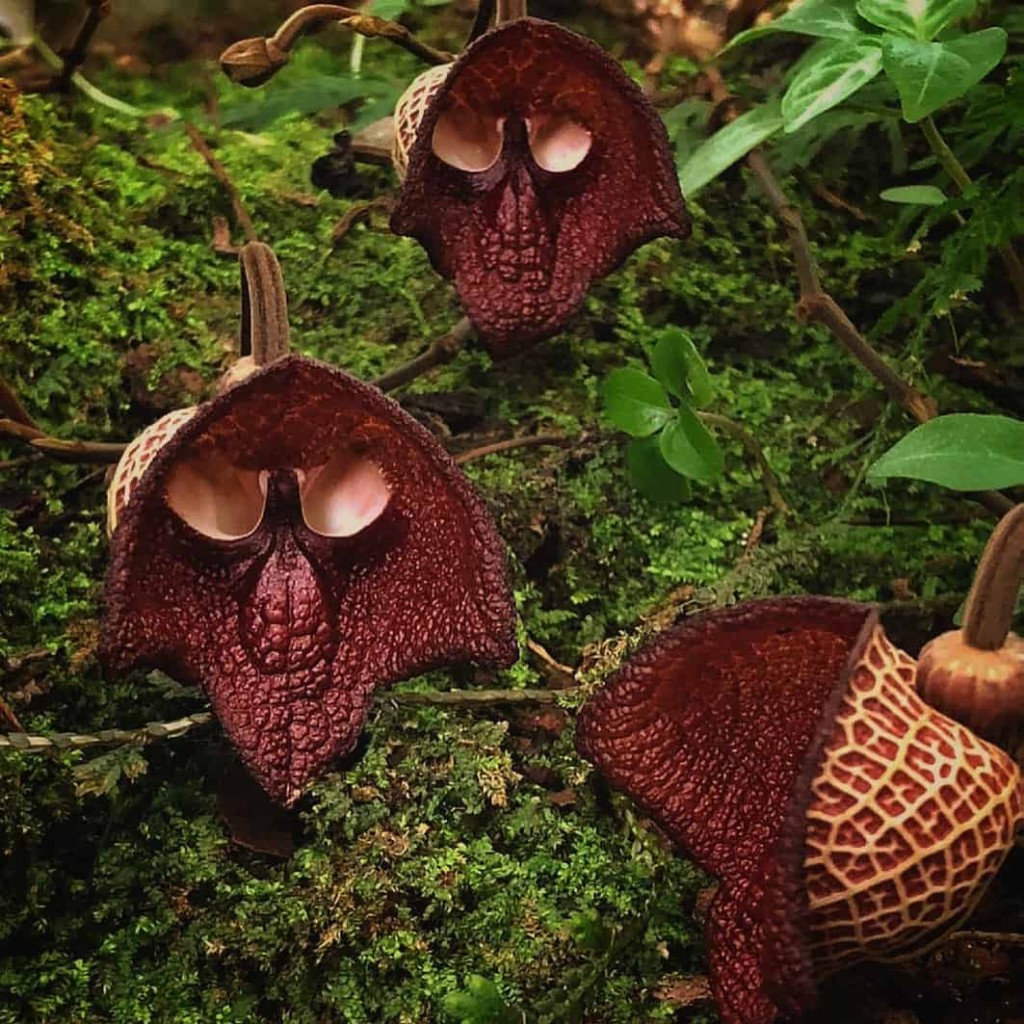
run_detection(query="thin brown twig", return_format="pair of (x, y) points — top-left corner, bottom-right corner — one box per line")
(0, 417), (45, 441)
(454, 434), (570, 465)
(697, 411), (788, 514)
(330, 196), (395, 247)
(0, 697), (24, 733)
(184, 122), (258, 244)
(703, 69), (1013, 519)
(29, 436), (125, 463)
(374, 317), (473, 391)
(946, 930), (1024, 947)
(53, 0), (110, 92)
(0, 687), (580, 754)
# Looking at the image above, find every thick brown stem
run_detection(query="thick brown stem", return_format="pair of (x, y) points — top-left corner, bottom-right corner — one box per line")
(239, 243), (290, 364)
(962, 504), (1024, 651)
(0, 377), (38, 430)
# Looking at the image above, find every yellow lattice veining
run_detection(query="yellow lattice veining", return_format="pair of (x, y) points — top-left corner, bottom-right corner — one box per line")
(803, 624), (1024, 975)
(391, 63), (452, 182)
(106, 407), (197, 536)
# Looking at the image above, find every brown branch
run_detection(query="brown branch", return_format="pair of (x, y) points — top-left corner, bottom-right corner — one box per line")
(388, 687), (575, 707)
(0, 417), (45, 441)
(946, 930), (1024, 947)
(454, 434), (570, 465)
(29, 436), (125, 464)
(496, 0), (528, 21)
(0, 696), (24, 733)
(53, 0), (110, 92)
(184, 122), (258, 244)
(703, 70), (1013, 519)
(374, 317), (473, 391)
(0, 376), (38, 429)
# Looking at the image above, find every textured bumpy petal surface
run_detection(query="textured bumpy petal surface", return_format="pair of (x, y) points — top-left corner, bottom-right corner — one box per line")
(102, 355), (517, 805)
(576, 597), (878, 1024)
(391, 18), (689, 353)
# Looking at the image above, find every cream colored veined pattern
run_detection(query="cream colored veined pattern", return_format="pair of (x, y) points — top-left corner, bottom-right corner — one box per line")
(391, 63), (452, 182)
(106, 407), (197, 537)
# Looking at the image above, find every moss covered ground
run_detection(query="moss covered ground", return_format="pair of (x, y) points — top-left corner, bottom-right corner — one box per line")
(1, 12), (1021, 1023)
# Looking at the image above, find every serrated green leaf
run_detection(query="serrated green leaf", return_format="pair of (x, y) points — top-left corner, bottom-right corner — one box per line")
(678, 100), (784, 195)
(857, 0), (974, 40)
(651, 328), (714, 406)
(782, 38), (883, 133)
(724, 0), (863, 50)
(882, 29), (1008, 122)
(625, 436), (693, 504)
(602, 369), (673, 437)
(867, 414), (1024, 489)
(658, 408), (724, 483)
(880, 184), (947, 204)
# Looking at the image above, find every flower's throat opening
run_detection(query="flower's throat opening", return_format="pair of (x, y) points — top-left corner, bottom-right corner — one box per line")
(431, 109), (592, 174)
(165, 449), (391, 540)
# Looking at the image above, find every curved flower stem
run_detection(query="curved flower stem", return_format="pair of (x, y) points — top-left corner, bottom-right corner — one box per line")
(238, 243), (290, 364)
(268, 4), (452, 68)
(961, 504), (1024, 651)
(467, 0), (497, 42)
(921, 116), (1024, 312)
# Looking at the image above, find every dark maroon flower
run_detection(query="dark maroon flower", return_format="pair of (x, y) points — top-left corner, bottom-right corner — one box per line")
(101, 355), (517, 806)
(576, 598), (1024, 1024)
(390, 18), (690, 354)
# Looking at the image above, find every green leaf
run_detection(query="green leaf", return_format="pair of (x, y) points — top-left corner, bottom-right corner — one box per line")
(625, 436), (693, 504)
(867, 414), (1024, 490)
(856, 0), (974, 40)
(678, 100), (784, 195)
(725, 0), (863, 50)
(602, 369), (673, 437)
(651, 328), (714, 406)
(880, 184), (947, 204)
(782, 39), (884, 133)
(443, 976), (519, 1024)
(882, 29), (1008, 122)
(658, 408), (724, 483)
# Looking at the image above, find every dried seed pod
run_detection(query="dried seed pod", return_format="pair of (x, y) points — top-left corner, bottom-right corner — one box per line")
(577, 598), (1024, 1024)
(392, 63), (452, 183)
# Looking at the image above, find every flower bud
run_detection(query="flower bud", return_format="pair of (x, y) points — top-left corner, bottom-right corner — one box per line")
(219, 36), (288, 87)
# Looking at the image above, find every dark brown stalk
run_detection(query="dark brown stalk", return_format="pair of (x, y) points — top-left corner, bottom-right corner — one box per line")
(184, 123), (258, 244)
(697, 411), (788, 514)
(53, 0), (110, 92)
(961, 505), (1024, 651)
(28, 437), (125, 463)
(374, 318), (473, 391)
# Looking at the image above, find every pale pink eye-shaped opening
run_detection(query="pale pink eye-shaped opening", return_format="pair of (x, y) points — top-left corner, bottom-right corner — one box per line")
(299, 452), (391, 538)
(526, 114), (592, 173)
(165, 451), (266, 540)
(431, 106), (504, 172)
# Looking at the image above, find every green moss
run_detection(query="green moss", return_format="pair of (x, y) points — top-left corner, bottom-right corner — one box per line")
(0, 25), (1013, 1022)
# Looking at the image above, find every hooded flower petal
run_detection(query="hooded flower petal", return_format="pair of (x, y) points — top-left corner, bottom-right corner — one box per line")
(391, 18), (689, 354)
(102, 355), (517, 805)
